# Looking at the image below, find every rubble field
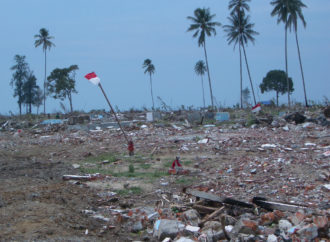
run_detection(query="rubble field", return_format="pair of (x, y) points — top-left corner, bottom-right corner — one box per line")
(0, 108), (329, 241)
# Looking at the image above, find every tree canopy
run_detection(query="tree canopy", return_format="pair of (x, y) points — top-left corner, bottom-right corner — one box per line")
(47, 65), (78, 112)
(187, 8), (221, 47)
(10, 55), (29, 115)
(23, 71), (39, 114)
(260, 70), (294, 106)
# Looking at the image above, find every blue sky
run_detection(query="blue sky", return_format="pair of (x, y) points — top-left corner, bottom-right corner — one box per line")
(1, 0), (329, 114)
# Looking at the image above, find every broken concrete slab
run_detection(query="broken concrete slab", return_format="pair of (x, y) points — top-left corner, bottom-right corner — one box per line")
(153, 219), (185, 240)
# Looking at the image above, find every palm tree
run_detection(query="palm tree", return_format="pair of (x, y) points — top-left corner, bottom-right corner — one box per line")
(143, 59), (156, 110)
(271, 0), (291, 107)
(229, 0), (250, 15)
(195, 60), (207, 109)
(187, 8), (221, 110)
(286, 0), (308, 107)
(224, 10), (258, 106)
(228, 0), (251, 108)
(34, 28), (55, 114)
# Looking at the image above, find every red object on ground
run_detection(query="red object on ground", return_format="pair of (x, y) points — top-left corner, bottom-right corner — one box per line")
(171, 157), (182, 169)
(128, 141), (134, 156)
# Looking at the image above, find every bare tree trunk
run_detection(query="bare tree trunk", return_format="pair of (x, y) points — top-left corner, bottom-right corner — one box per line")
(150, 74), (155, 110)
(285, 26), (290, 107)
(239, 42), (243, 108)
(69, 92), (73, 113)
(19, 102), (22, 116)
(242, 42), (257, 106)
(203, 41), (214, 110)
(44, 50), (47, 114)
(276, 91), (279, 107)
(295, 30), (308, 107)
(201, 75), (206, 109)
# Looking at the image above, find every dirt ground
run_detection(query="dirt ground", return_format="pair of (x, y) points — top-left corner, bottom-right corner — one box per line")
(0, 117), (329, 241)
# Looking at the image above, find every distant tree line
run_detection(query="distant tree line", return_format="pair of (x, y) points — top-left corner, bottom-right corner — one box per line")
(10, 0), (310, 114)
(10, 28), (78, 115)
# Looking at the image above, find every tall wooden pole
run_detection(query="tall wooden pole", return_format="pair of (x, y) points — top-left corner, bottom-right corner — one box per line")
(97, 83), (129, 143)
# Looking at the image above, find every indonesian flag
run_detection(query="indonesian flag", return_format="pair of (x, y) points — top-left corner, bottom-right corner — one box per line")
(252, 103), (261, 113)
(84, 72), (100, 85)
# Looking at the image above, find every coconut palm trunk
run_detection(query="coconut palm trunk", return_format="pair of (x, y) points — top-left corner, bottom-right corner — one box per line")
(285, 26), (290, 107)
(200, 75), (206, 109)
(237, 8), (243, 109)
(44, 50), (47, 114)
(203, 41), (214, 110)
(295, 30), (308, 107)
(239, 42), (243, 108)
(149, 73), (155, 110)
(241, 42), (256, 106)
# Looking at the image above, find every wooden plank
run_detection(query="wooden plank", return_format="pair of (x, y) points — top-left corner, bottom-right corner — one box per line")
(185, 189), (254, 208)
(185, 189), (224, 203)
(199, 206), (225, 226)
(193, 204), (217, 214)
(252, 197), (311, 213)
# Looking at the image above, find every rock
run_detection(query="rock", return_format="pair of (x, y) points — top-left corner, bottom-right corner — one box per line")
(316, 116), (330, 126)
(297, 224), (318, 240)
(232, 219), (259, 235)
(322, 184), (330, 191)
(284, 112), (306, 124)
(131, 220), (143, 233)
(289, 211), (305, 226)
(200, 221), (225, 241)
(257, 115), (273, 125)
(278, 219), (292, 232)
(271, 120), (280, 128)
(267, 234), (278, 242)
(324, 106), (330, 118)
(184, 225), (200, 236)
(153, 219), (185, 240)
(181, 209), (200, 226)
(260, 211), (284, 226)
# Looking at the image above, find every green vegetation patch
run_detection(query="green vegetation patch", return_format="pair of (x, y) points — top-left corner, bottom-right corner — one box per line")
(115, 186), (143, 196)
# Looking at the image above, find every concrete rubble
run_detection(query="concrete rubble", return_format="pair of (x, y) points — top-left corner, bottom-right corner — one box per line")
(0, 108), (329, 241)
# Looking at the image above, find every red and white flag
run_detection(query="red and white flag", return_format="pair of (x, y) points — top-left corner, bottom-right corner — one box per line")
(252, 103), (261, 113)
(84, 72), (100, 85)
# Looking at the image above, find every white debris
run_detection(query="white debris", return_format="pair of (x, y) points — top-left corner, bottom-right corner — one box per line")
(185, 225), (200, 232)
(225, 225), (234, 233)
(72, 164), (80, 169)
(197, 138), (209, 144)
(323, 151), (330, 157)
(304, 142), (316, 146)
(261, 144), (277, 149)
(92, 214), (110, 222)
(322, 184), (330, 191)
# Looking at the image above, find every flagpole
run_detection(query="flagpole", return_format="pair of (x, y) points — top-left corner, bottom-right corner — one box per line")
(97, 83), (129, 143)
